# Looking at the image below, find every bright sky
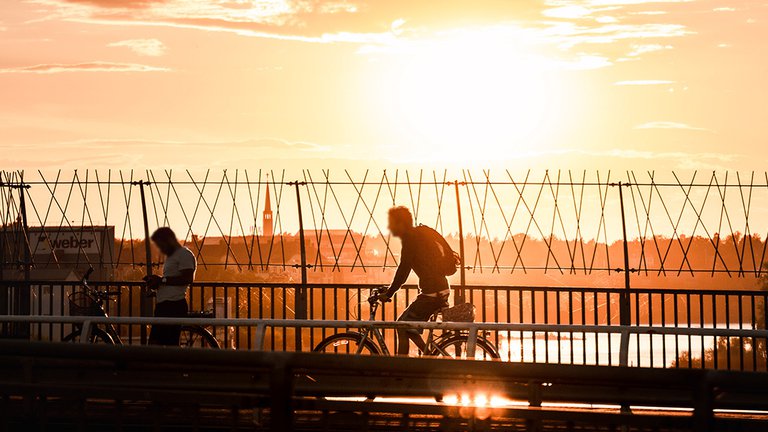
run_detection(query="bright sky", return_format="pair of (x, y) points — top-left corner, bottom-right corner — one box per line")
(1, 0), (766, 171)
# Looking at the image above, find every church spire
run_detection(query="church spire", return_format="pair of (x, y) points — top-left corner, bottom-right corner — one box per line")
(264, 177), (272, 212)
(262, 174), (273, 237)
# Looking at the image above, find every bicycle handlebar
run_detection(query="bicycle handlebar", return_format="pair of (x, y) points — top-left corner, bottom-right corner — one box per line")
(82, 267), (94, 283)
(367, 286), (391, 305)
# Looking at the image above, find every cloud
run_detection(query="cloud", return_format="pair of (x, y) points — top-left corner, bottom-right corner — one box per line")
(587, 149), (736, 170)
(585, 149), (732, 162)
(358, 25), (615, 70)
(44, 0), (693, 49)
(497, 147), (741, 171)
(26, 0), (698, 80)
(108, 38), (166, 56)
(632, 11), (668, 15)
(67, 16), (394, 45)
(597, 149), (737, 171)
(635, 121), (708, 131)
(550, 23), (690, 49)
(544, 5), (608, 19)
(509, 147), (734, 162)
(221, 138), (328, 152)
(60, 0), (165, 8)
(626, 43), (672, 57)
(614, 79), (674, 85)
(3, 137), (328, 152)
(0, 61), (169, 74)
(53, 0), (530, 39)
(0, 136), (332, 168)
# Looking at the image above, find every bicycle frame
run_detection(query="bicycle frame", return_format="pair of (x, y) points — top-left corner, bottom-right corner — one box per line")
(355, 301), (391, 355)
(73, 278), (124, 344)
(65, 269), (219, 348)
(92, 302), (124, 345)
(355, 293), (456, 357)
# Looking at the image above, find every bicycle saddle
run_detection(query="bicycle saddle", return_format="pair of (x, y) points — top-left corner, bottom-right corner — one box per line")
(187, 310), (215, 319)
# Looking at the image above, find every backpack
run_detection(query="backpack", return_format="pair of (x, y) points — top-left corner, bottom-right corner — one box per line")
(416, 225), (461, 276)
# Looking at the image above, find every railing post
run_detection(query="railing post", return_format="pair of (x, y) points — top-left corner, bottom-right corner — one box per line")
(466, 324), (478, 358)
(764, 293), (768, 331)
(255, 323), (267, 351)
(617, 181), (632, 367)
(291, 181), (308, 350)
(270, 362), (294, 432)
(693, 375), (714, 432)
(0, 233), (4, 336)
(0, 174), (8, 336)
(452, 181), (466, 305)
(0, 175), (33, 338)
(133, 180), (154, 345)
(79, 320), (92, 343)
(16, 178), (32, 339)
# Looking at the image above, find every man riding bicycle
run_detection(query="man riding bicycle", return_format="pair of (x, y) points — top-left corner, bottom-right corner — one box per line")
(379, 206), (460, 356)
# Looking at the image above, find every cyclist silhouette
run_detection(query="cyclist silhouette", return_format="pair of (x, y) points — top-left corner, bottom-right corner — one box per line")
(380, 206), (460, 355)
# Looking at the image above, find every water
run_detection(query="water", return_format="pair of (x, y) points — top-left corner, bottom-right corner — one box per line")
(495, 323), (757, 367)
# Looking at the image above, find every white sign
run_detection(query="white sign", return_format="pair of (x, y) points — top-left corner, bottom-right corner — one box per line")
(30, 230), (102, 255)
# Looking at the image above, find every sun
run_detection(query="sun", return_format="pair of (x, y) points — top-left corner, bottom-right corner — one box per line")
(369, 29), (567, 163)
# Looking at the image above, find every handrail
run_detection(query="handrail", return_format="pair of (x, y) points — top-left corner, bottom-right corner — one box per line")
(3, 315), (768, 362)
(2, 315), (767, 336)
(3, 280), (767, 296)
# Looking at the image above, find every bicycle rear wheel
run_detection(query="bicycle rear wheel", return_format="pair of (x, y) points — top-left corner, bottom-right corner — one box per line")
(180, 325), (220, 349)
(428, 334), (500, 360)
(313, 332), (381, 355)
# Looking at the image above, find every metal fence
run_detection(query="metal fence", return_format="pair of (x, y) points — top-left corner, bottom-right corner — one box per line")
(5, 280), (767, 371)
(3, 170), (768, 278)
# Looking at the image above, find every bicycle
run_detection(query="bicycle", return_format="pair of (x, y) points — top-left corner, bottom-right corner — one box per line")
(312, 286), (500, 359)
(62, 268), (220, 349)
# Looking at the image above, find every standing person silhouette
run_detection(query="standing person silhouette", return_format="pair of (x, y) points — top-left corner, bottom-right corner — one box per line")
(143, 227), (196, 346)
(379, 206), (459, 355)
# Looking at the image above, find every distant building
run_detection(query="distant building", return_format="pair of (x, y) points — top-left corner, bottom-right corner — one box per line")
(1, 225), (115, 339)
(1, 225), (115, 281)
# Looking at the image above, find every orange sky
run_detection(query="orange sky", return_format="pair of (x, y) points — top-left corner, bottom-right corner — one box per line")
(1, 0), (766, 171)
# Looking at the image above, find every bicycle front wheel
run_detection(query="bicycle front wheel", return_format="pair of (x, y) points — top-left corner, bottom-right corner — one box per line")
(62, 327), (116, 345)
(180, 325), (220, 349)
(428, 334), (500, 360)
(313, 332), (381, 355)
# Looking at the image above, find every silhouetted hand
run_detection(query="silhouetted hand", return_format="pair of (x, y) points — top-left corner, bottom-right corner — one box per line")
(143, 274), (162, 290)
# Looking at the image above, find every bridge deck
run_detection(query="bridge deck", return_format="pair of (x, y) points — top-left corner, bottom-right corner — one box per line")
(2, 341), (768, 431)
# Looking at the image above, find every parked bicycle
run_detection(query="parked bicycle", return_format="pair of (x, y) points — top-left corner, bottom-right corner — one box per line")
(313, 286), (500, 359)
(63, 268), (220, 348)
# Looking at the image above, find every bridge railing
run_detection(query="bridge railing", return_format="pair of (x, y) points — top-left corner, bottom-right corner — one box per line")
(2, 314), (768, 373)
(3, 281), (767, 371)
